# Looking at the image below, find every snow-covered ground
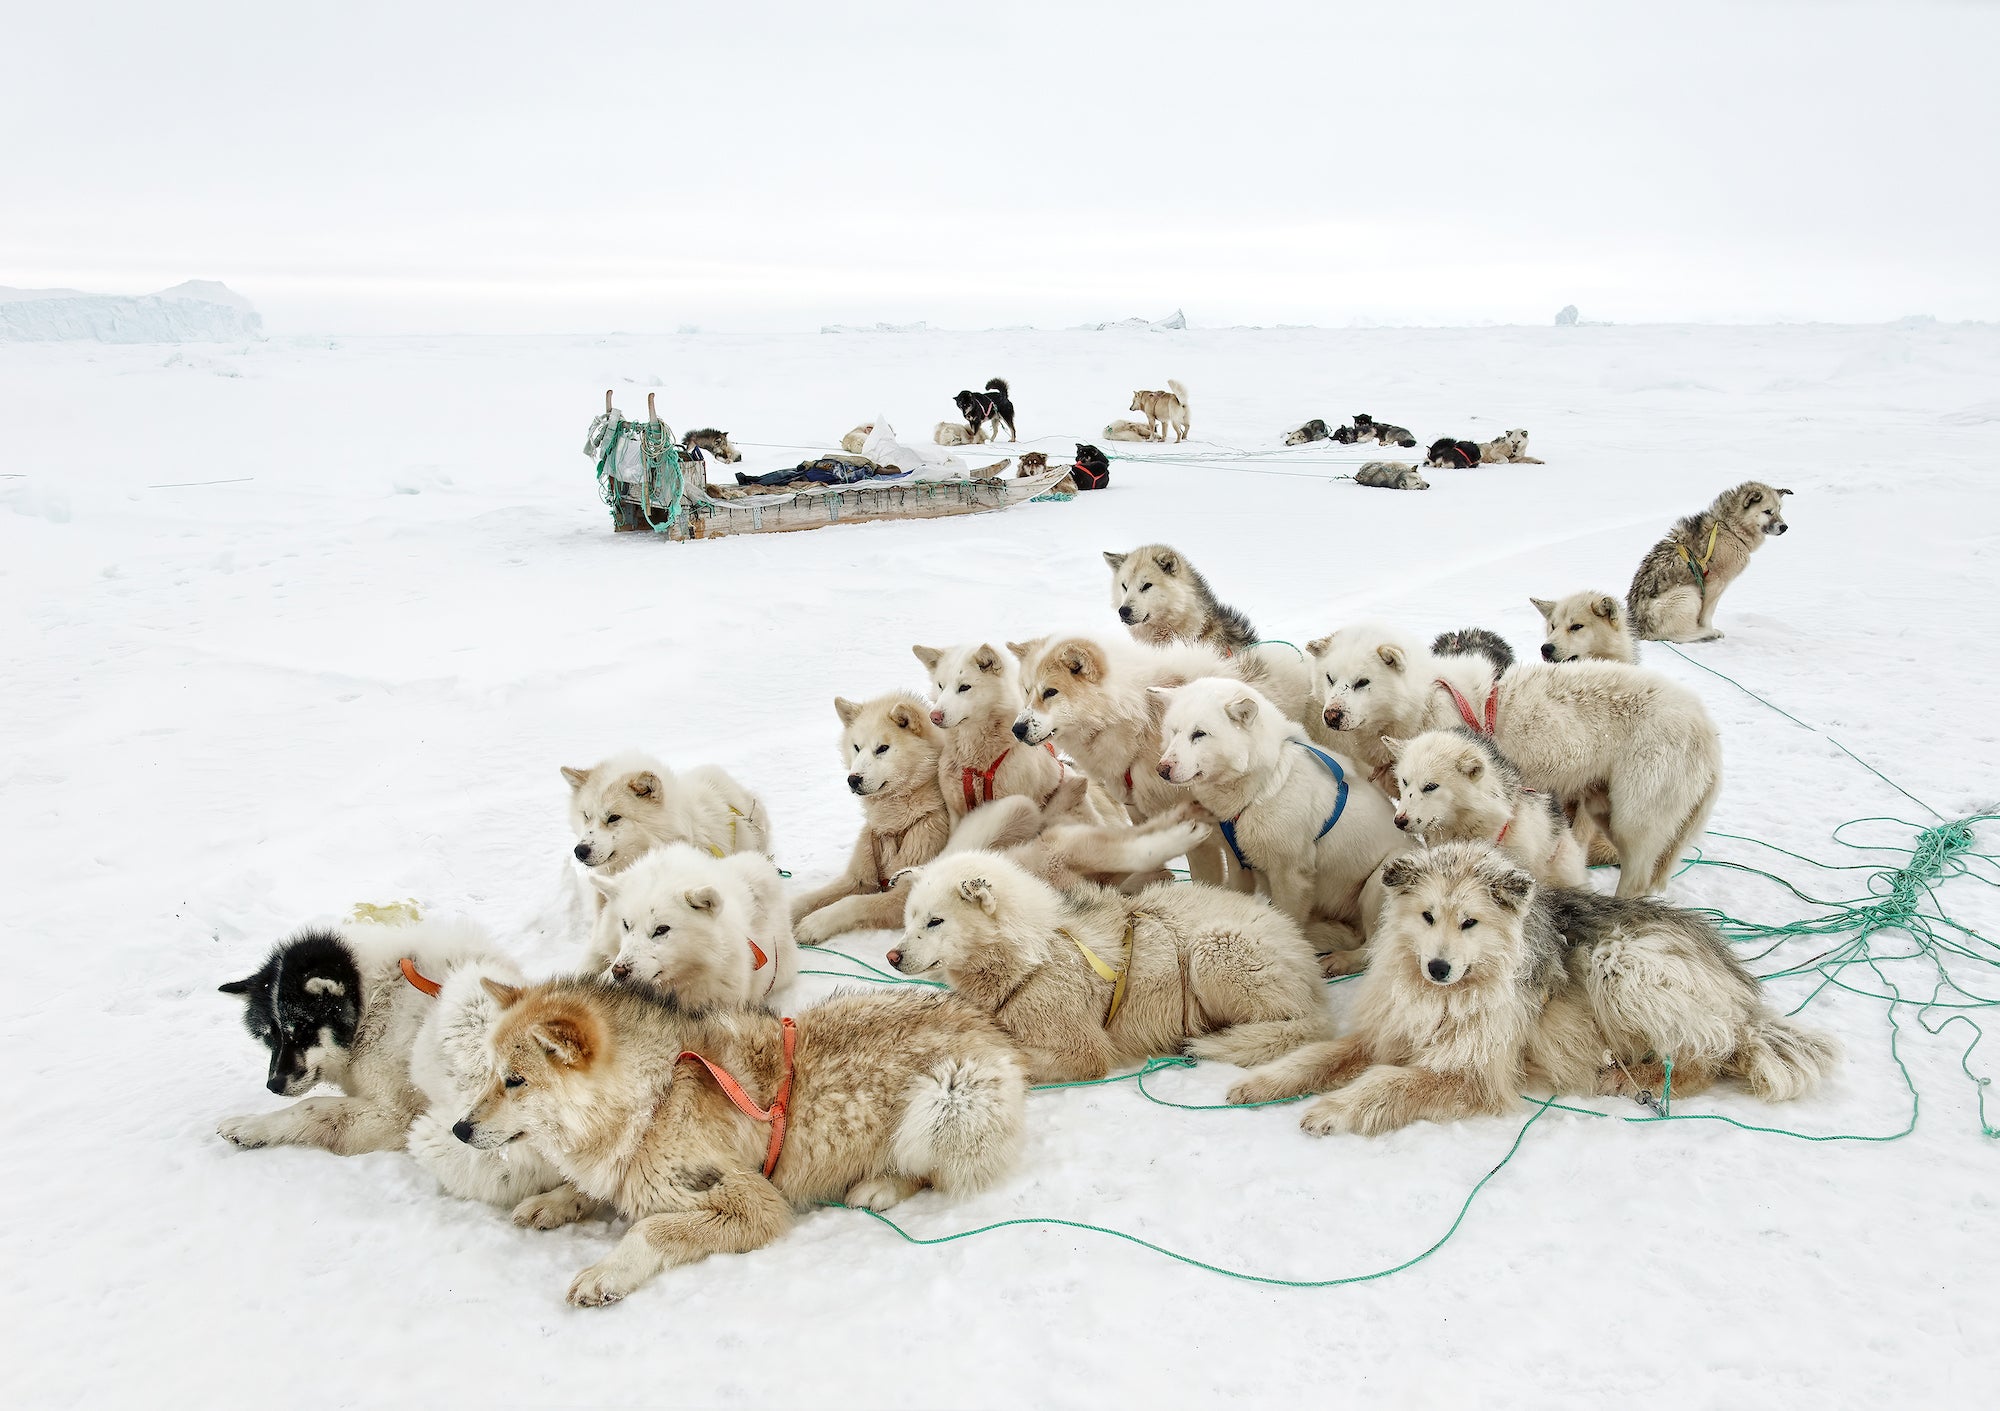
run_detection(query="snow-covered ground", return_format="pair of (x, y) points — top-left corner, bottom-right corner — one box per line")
(4, 322), (1997, 1408)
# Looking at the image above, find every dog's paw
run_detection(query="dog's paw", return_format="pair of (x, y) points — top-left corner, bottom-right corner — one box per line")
(843, 1174), (922, 1212)
(1173, 799), (1219, 825)
(1318, 947), (1368, 978)
(513, 1185), (594, 1230)
(1298, 1093), (1359, 1137)
(1160, 819), (1215, 855)
(1226, 1073), (1290, 1106)
(792, 911), (845, 946)
(216, 1112), (285, 1148)
(1698, 629), (1724, 641)
(566, 1260), (639, 1308)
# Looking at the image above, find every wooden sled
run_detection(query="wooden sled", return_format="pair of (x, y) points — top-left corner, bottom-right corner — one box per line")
(587, 391), (1068, 541)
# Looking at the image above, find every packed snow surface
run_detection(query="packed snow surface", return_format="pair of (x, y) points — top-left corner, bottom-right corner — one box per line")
(3, 322), (1996, 1408)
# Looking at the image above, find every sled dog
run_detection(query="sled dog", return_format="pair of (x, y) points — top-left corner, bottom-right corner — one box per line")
(1476, 429), (1543, 464)
(1130, 380), (1190, 442)
(1153, 678), (1405, 964)
(840, 423), (874, 454)
(680, 428), (743, 464)
(913, 641), (1074, 824)
(1532, 591), (1639, 664)
(1355, 461), (1430, 490)
(1627, 481), (1792, 642)
(1424, 437), (1482, 469)
(893, 851), (1329, 1081)
(1382, 730), (1589, 889)
(456, 980), (1026, 1305)
(1285, 418), (1330, 446)
(1430, 626), (1514, 675)
(932, 420), (977, 446)
(954, 378), (1016, 442)
(564, 752), (772, 876)
(586, 843), (798, 1010)
(1308, 624), (1721, 896)
(1228, 842), (1838, 1134)
(1333, 414), (1418, 448)
(1104, 418), (1154, 442)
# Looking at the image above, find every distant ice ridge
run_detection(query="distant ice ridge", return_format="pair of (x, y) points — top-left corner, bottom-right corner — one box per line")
(0, 280), (262, 343)
(1075, 308), (1186, 332)
(821, 319), (930, 334)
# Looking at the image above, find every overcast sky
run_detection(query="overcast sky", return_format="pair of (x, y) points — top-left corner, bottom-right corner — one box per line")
(5, 1), (1995, 333)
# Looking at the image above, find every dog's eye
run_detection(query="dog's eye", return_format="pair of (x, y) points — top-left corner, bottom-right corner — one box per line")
(1041, 688), (1058, 700)
(606, 814), (622, 824)
(504, 1073), (524, 1089)
(1326, 674), (1336, 688)
(1421, 910), (1435, 925)
(621, 919), (630, 931)
(1460, 917), (1478, 930)
(926, 916), (943, 929)
(1140, 583), (1152, 593)
(1190, 729), (1206, 741)
(957, 683), (970, 693)
(874, 744), (889, 755)
(1421, 782), (1437, 794)
(1353, 678), (1370, 690)
(651, 924), (669, 938)
(1568, 624), (1581, 633)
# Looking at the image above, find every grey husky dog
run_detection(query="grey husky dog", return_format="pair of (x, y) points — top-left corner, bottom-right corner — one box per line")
(1627, 481), (1792, 642)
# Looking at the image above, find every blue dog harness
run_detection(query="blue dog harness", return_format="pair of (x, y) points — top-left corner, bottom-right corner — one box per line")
(1218, 741), (1350, 873)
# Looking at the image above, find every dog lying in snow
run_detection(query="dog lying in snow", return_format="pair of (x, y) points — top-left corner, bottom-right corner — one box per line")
(1424, 437), (1483, 469)
(840, 424), (874, 454)
(1285, 418), (1330, 445)
(1382, 730), (1588, 889)
(1430, 626), (1514, 676)
(1228, 842), (1838, 1135)
(564, 752), (772, 876)
(216, 916), (573, 1213)
(1332, 414), (1417, 448)
(585, 843), (798, 1010)
(457, 979), (1027, 1305)
(1626, 481), (1792, 643)
(1355, 461), (1430, 490)
(932, 420), (977, 446)
(892, 851), (1330, 1082)
(1307, 622), (1721, 897)
(1152, 678), (1406, 967)
(1532, 591), (1638, 664)
(1104, 418), (1154, 441)
(1477, 428), (1543, 464)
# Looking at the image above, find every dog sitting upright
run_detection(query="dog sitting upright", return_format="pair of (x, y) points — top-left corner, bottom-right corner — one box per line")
(1626, 481), (1792, 643)
(953, 378), (1016, 442)
(914, 641), (1075, 824)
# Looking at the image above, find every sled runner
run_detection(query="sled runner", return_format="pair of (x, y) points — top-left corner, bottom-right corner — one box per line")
(586, 392), (1068, 541)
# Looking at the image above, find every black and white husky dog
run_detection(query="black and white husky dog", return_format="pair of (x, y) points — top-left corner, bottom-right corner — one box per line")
(217, 916), (580, 1217)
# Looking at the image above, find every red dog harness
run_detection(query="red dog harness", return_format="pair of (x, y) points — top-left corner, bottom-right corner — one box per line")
(1435, 678), (1500, 737)
(678, 1016), (797, 1178)
(399, 957), (442, 997)
(963, 741), (1059, 810)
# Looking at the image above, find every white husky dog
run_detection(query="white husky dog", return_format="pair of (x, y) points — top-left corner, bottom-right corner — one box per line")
(1531, 591), (1639, 664)
(1152, 679), (1405, 966)
(913, 641), (1076, 823)
(564, 751), (773, 875)
(1383, 730), (1589, 889)
(585, 843), (797, 1010)
(1308, 623), (1721, 897)
(892, 851), (1329, 1082)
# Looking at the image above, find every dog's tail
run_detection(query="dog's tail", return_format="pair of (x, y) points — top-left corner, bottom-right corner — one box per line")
(1167, 378), (1189, 411)
(985, 377), (1009, 398)
(1431, 626), (1516, 676)
(943, 795), (1042, 855)
(892, 1050), (1026, 1195)
(1187, 1016), (1334, 1068)
(1728, 1011), (1839, 1102)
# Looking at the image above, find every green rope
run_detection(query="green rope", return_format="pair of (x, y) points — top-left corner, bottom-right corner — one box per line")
(824, 1096), (1559, 1288)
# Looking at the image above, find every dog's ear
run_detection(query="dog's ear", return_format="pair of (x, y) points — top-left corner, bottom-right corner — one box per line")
(1776, 487), (1793, 497)
(1380, 735), (1406, 760)
(911, 644), (943, 671)
(626, 772), (661, 800)
(1380, 855), (1418, 891)
(481, 978), (523, 1007)
(1305, 633), (1334, 658)
(1224, 694), (1259, 727)
(1006, 638), (1036, 661)
(1056, 641), (1104, 682)
(1458, 748), (1484, 780)
(1151, 549), (1179, 576)
(530, 1014), (595, 1068)
(1745, 490), (1762, 507)
(586, 870), (621, 900)
(1102, 550), (1127, 571)
(682, 886), (720, 914)
(888, 701), (928, 733)
(834, 696), (862, 726)
(1486, 866), (1534, 912)
(1145, 684), (1176, 703)
(1592, 595), (1620, 621)
(973, 644), (1001, 674)
(1375, 642), (1407, 673)
(1528, 597), (1555, 621)
(957, 876), (998, 916)
(560, 765), (591, 789)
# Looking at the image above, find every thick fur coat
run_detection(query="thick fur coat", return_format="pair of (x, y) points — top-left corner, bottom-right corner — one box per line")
(1383, 729), (1589, 889)
(1532, 591), (1639, 664)
(1627, 481), (1793, 642)
(564, 751), (772, 875)
(1229, 843), (1837, 1135)
(586, 843), (799, 1009)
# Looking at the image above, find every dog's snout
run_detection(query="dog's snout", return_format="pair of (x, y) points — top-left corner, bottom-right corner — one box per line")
(1394, 814), (1409, 830)
(451, 1119), (475, 1144)
(1118, 605), (1136, 623)
(265, 1073), (288, 1095)
(1323, 706), (1345, 729)
(1774, 523), (1788, 534)
(929, 708), (946, 727)
(610, 963), (630, 980)
(1010, 719), (1029, 742)
(885, 948), (904, 970)
(845, 773), (864, 792)
(1156, 763), (1174, 781)
(1426, 958), (1452, 983)
(1540, 642), (1556, 661)
(572, 842), (591, 862)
